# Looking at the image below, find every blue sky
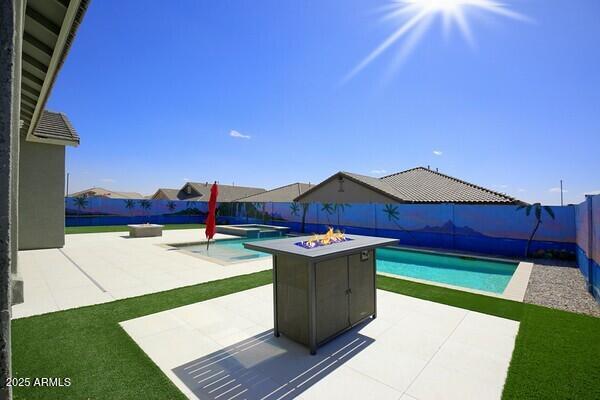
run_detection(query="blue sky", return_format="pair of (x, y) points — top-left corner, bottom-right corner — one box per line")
(48, 0), (600, 205)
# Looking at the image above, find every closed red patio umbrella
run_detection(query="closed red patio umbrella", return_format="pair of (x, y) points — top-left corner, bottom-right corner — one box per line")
(205, 182), (218, 250)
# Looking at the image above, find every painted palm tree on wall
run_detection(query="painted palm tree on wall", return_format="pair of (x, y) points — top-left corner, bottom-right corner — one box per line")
(252, 202), (267, 222)
(73, 196), (88, 214)
(320, 203), (334, 225)
(382, 204), (414, 238)
(290, 202), (300, 217)
(516, 203), (555, 257)
(235, 202), (244, 219)
(139, 199), (152, 215)
(260, 202), (269, 223)
(244, 203), (254, 223)
(333, 203), (351, 228)
(124, 199), (136, 215)
(167, 201), (177, 212)
(290, 202), (311, 233)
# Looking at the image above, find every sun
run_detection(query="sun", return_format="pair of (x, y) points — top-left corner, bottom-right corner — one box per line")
(408, 0), (467, 12)
(343, 0), (531, 82)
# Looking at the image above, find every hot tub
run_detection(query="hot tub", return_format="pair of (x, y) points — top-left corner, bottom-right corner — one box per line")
(216, 224), (290, 238)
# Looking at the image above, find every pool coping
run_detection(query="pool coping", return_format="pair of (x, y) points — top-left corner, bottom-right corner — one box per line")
(159, 237), (273, 266)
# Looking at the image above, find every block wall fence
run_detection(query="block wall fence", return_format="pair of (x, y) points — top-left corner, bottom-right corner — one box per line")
(575, 195), (599, 302)
(65, 195), (598, 302)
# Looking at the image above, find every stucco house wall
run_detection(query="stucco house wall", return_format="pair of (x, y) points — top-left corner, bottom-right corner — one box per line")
(18, 136), (65, 250)
(298, 178), (396, 204)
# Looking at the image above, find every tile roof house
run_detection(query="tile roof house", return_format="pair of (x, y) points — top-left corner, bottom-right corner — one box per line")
(150, 188), (180, 201)
(294, 167), (520, 204)
(177, 182), (266, 202)
(234, 183), (314, 202)
(70, 187), (144, 200)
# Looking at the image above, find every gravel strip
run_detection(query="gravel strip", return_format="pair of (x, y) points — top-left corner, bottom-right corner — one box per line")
(524, 263), (600, 318)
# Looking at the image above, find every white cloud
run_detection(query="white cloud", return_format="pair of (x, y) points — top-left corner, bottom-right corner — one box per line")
(229, 129), (251, 139)
(518, 188), (526, 192)
(182, 178), (189, 181)
(101, 178), (115, 183)
(583, 189), (600, 195)
(549, 187), (568, 193)
(433, 150), (442, 156)
(495, 184), (508, 189)
(371, 169), (387, 174)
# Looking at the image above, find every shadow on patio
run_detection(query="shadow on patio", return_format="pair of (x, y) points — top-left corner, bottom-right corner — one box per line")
(172, 323), (375, 399)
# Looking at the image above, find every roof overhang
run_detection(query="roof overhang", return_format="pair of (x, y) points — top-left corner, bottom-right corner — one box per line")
(20, 0), (89, 145)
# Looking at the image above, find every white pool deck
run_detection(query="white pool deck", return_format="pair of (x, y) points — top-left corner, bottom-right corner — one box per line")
(12, 229), (271, 318)
(13, 229), (521, 399)
(121, 285), (519, 400)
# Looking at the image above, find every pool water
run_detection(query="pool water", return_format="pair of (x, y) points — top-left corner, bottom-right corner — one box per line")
(376, 248), (518, 293)
(177, 237), (274, 263)
(177, 237), (518, 293)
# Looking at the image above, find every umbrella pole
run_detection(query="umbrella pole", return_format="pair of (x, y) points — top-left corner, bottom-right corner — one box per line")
(206, 238), (210, 251)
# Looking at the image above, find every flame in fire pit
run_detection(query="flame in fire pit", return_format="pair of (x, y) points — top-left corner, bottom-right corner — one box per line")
(296, 227), (351, 249)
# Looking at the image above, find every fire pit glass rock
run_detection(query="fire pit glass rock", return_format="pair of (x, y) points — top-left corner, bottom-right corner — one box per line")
(295, 227), (353, 249)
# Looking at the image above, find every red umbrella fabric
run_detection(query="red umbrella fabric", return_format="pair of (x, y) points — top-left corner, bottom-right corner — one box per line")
(205, 182), (218, 248)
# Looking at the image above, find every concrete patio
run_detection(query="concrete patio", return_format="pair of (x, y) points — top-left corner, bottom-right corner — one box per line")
(12, 229), (271, 318)
(121, 285), (519, 400)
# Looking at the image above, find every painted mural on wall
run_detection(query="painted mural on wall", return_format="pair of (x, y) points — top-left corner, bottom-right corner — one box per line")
(66, 196), (209, 217)
(66, 197), (577, 259)
(211, 200), (576, 259)
(65, 196), (209, 226)
(575, 195), (599, 301)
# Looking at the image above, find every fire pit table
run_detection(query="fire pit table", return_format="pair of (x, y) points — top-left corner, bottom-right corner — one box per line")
(244, 234), (398, 354)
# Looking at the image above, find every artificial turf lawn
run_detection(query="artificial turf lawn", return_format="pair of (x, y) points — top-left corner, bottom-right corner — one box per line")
(12, 272), (600, 399)
(12, 271), (272, 400)
(65, 223), (205, 234)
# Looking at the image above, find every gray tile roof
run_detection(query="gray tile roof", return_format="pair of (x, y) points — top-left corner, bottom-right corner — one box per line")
(185, 182), (266, 202)
(380, 167), (518, 204)
(296, 167), (519, 204)
(32, 110), (79, 145)
(151, 188), (180, 200)
(235, 183), (314, 202)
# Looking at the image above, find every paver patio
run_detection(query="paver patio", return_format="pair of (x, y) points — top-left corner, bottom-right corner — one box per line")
(121, 285), (519, 400)
(13, 229), (271, 318)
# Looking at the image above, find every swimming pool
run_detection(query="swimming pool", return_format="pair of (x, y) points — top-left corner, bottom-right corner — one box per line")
(174, 237), (518, 294)
(377, 248), (518, 293)
(175, 237), (274, 263)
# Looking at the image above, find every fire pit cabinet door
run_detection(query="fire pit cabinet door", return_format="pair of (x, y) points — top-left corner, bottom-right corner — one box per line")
(315, 258), (351, 344)
(348, 250), (376, 325)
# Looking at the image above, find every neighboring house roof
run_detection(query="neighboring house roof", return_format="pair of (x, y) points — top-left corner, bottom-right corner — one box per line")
(181, 182), (266, 202)
(150, 188), (180, 200)
(295, 167), (519, 204)
(70, 187), (144, 200)
(235, 183), (314, 202)
(20, 0), (90, 139)
(31, 110), (79, 146)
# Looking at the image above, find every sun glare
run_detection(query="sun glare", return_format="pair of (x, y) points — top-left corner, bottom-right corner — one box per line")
(409, 0), (465, 12)
(343, 0), (531, 82)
